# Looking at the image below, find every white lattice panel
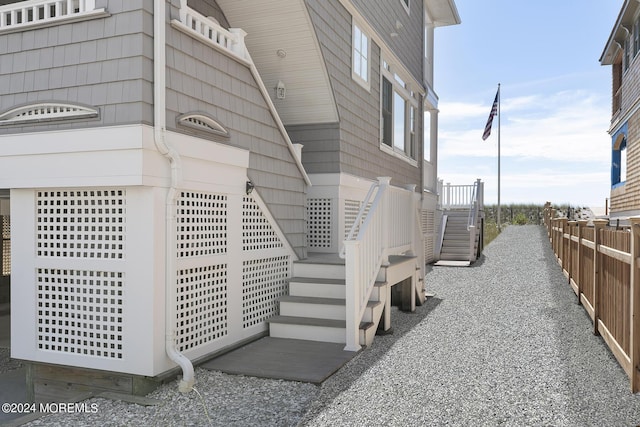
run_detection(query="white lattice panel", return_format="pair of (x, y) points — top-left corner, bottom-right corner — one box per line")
(344, 199), (371, 240)
(242, 256), (289, 328)
(36, 190), (125, 259)
(176, 264), (228, 352)
(36, 268), (124, 359)
(2, 216), (9, 276)
(307, 198), (332, 249)
(422, 210), (435, 263)
(177, 192), (227, 258)
(242, 196), (283, 251)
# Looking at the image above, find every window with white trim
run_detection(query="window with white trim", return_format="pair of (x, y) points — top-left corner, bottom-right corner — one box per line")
(352, 20), (370, 89)
(380, 63), (418, 161)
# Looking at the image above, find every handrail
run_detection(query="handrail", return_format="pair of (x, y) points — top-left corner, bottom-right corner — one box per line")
(343, 177), (418, 351)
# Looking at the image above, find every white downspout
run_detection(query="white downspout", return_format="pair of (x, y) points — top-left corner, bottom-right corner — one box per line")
(154, 0), (194, 393)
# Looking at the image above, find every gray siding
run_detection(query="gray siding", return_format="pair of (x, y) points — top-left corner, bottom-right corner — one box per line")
(303, 0), (422, 188)
(286, 123), (340, 174)
(167, 0), (308, 257)
(351, 0), (424, 86)
(0, 0), (154, 134)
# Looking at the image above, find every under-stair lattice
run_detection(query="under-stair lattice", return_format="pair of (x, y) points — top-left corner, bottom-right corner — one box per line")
(422, 210), (435, 263)
(242, 256), (289, 328)
(176, 264), (228, 352)
(242, 196), (289, 328)
(177, 192), (227, 257)
(176, 191), (229, 352)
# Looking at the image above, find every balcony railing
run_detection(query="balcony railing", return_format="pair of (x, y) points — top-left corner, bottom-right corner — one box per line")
(0, 0), (105, 32)
(173, 0), (248, 63)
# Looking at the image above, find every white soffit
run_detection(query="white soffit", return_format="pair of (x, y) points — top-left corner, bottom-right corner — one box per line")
(218, 0), (338, 126)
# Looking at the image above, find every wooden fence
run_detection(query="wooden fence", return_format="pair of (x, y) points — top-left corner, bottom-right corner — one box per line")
(544, 203), (640, 392)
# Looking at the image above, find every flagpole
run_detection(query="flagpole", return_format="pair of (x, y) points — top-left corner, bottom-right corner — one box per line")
(497, 83), (501, 230)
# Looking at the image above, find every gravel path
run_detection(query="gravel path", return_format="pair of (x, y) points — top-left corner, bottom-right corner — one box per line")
(19, 225), (640, 426)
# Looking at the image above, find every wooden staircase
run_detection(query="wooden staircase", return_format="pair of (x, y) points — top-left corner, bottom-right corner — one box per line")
(268, 253), (420, 349)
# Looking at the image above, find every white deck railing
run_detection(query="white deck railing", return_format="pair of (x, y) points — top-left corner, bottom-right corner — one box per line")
(342, 177), (420, 351)
(0, 0), (100, 30)
(439, 181), (478, 210)
(175, 0), (247, 62)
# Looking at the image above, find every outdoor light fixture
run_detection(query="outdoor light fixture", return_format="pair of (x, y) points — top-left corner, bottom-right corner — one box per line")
(276, 80), (286, 99)
(246, 180), (254, 195)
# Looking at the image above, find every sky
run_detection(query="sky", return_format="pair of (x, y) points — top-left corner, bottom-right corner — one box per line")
(433, 0), (621, 208)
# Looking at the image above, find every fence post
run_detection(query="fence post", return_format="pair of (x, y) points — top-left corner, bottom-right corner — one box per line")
(629, 216), (640, 392)
(592, 219), (608, 336)
(558, 218), (568, 272)
(577, 219), (588, 305)
(567, 220), (576, 287)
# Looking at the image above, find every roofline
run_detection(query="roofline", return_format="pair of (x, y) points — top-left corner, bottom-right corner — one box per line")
(600, 0), (636, 65)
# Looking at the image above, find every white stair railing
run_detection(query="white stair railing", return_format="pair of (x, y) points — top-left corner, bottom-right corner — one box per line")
(342, 177), (418, 351)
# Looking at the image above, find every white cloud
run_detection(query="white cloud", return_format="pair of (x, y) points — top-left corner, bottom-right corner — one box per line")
(438, 90), (611, 164)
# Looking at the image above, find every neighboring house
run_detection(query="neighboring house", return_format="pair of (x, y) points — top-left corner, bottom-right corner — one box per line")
(0, 0), (459, 399)
(601, 0), (640, 225)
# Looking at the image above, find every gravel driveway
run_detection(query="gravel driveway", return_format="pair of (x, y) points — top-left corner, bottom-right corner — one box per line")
(20, 225), (640, 426)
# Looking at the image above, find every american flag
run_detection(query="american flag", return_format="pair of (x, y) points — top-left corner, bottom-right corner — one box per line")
(482, 89), (499, 140)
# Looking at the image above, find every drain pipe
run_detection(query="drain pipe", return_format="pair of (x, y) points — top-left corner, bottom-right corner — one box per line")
(154, 0), (194, 393)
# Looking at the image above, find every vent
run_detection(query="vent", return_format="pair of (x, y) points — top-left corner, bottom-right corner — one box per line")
(177, 113), (229, 137)
(0, 103), (99, 126)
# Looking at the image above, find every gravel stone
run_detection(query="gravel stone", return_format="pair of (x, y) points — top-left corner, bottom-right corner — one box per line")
(17, 225), (640, 425)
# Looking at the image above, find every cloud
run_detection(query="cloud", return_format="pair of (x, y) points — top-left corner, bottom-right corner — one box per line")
(438, 90), (611, 164)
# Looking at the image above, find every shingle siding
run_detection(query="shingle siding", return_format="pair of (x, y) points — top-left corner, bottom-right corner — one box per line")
(302, 0), (422, 188)
(0, 1), (154, 134)
(167, 1), (307, 257)
(351, 0), (424, 86)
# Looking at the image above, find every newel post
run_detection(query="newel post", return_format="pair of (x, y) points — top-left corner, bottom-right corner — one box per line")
(344, 240), (362, 352)
(577, 219), (588, 305)
(629, 216), (640, 392)
(378, 177), (391, 266)
(592, 219), (609, 336)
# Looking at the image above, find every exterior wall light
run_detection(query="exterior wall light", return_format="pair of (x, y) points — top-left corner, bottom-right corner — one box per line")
(246, 180), (254, 195)
(276, 80), (286, 99)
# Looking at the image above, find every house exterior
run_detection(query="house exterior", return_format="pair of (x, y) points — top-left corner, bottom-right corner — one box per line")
(601, 0), (640, 225)
(0, 0), (459, 398)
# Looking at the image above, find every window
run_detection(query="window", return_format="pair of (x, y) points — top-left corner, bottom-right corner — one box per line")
(612, 129), (627, 187)
(634, 16), (640, 56)
(423, 111), (431, 162)
(380, 66), (418, 161)
(352, 21), (370, 89)
(382, 78), (393, 147)
(401, 0), (410, 15)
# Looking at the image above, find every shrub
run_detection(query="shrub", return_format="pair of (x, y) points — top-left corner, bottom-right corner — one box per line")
(513, 212), (528, 225)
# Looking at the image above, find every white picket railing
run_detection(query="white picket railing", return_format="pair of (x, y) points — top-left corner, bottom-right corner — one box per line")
(439, 181), (478, 209)
(0, 0), (99, 30)
(176, 0), (247, 62)
(342, 177), (419, 351)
